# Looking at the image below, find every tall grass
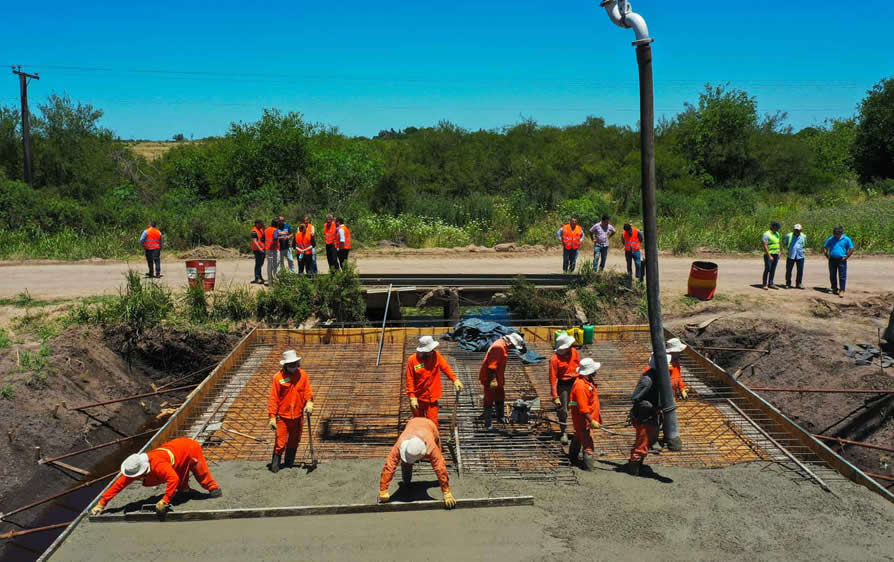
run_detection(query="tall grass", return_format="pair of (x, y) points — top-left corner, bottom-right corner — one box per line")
(0, 228), (137, 260)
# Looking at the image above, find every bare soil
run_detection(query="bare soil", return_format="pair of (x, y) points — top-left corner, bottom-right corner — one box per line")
(52, 459), (894, 561)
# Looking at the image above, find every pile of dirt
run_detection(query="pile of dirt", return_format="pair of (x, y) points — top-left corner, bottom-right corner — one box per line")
(175, 245), (245, 260)
(55, 460), (894, 560)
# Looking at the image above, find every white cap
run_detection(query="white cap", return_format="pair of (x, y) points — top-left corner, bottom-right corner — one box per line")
(121, 453), (151, 478)
(416, 336), (439, 353)
(399, 436), (427, 464)
(577, 357), (601, 376)
(794, 224), (802, 231)
(648, 353), (673, 369)
(280, 350), (301, 365)
(665, 338), (687, 353)
(505, 333), (525, 349)
(555, 334), (575, 351)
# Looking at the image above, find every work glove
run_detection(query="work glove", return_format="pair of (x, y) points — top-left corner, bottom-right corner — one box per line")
(410, 397), (419, 409)
(155, 499), (169, 514)
(680, 389), (689, 400)
(269, 416), (278, 431)
(590, 420), (601, 430)
(304, 401), (314, 414)
(443, 489), (457, 510)
(553, 397), (561, 406)
(489, 379), (499, 390)
(453, 379), (464, 391)
(378, 490), (390, 503)
(89, 503), (104, 516)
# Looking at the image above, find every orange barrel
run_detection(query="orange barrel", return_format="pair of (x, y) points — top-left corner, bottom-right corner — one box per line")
(687, 261), (718, 300)
(185, 260), (217, 291)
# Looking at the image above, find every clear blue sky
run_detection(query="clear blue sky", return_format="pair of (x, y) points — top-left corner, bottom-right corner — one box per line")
(3, 0), (892, 140)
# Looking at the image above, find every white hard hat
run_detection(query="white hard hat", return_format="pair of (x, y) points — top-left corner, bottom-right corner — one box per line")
(505, 333), (525, 349)
(399, 436), (427, 464)
(121, 453), (151, 478)
(648, 353), (673, 369)
(665, 338), (687, 353)
(577, 358), (601, 376)
(280, 350), (301, 365)
(555, 334), (575, 351)
(416, 336), (439, 353)
(794, 224), (802, 231)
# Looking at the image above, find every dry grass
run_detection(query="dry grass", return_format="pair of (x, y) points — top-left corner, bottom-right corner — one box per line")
(126, 141), (180, 161)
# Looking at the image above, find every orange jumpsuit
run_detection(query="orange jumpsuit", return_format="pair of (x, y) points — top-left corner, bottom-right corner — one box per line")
(406, 350), (458, 428)
(670, 358), (687, 397)
(479, 338), (508, 406)
(99, 438), (219, 507)
(380, 417), (450, 493)
(549, 347), (580, 399)
(570, 377), (602, 455)
(630, 367), (661, 463)
(268, 368), (314, 455)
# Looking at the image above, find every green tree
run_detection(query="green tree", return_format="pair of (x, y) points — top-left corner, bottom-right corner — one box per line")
(853, 76), (894, 182)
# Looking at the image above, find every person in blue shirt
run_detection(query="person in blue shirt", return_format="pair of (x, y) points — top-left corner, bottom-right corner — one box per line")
(782, 223), (807, 289)
(277, 215), (295, 273)
(823, 225), (855, 297)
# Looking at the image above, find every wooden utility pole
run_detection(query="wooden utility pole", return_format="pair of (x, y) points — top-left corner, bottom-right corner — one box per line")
(11, 65), (40, 186)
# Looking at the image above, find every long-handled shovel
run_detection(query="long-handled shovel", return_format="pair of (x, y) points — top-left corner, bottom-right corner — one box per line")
(305, 411), (318, 471)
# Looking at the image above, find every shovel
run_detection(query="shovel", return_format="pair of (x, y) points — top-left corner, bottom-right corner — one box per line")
(305, 411), (318, 471)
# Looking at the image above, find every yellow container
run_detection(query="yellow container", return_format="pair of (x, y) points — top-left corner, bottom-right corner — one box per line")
(568, 327), (585, 346)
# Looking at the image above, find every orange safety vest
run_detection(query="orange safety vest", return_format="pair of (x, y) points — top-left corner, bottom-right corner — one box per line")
(143, 227), (162, 250)
(623, 227), (642, 252)
(338, 225), (352, 250)
(251, 227), (265, 251)
(561, 224), (583, 250)
(324, 222), (337, 245)
(303, 223), (315, 238)
(295, 230), (313, 255)
(264, 226), (277, 251)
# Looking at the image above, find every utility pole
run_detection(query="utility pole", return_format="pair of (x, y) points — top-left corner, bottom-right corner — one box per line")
(11, 65), (40, 187)
(599, 0), (682, 451)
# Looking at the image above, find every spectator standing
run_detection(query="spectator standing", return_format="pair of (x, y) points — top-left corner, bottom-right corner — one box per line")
(621, 223), (644, 281)
(335, 217), (351, 269)
(783, 223), (807, 289)
(589, 215), (615, 272)
(277, 216), (294, 273)
(265, 219), (279, 284)
(823, 225), (854, 297)
(250, 219), (266, 284)
(295, 224), (315, 275)
(140, 221), (163, 278)
(302, 216), (318, 275)
(761, 221), (782, 290)
(323, 214), (338, 271)
(556, 217), (584, 272)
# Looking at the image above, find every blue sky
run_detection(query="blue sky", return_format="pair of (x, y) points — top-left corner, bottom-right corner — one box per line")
(3, 0), (892, 139)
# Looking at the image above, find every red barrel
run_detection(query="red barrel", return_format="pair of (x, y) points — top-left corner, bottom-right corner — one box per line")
(687, 261), (718, 300)
(185, 260), (216, 291)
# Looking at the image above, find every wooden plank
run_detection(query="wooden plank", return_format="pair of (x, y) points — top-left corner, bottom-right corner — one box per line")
(90, 496), (534, 523)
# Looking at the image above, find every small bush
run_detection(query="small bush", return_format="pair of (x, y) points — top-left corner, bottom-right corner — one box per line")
(0, 328), (9, 349)
(256, 271), (314, 324)
(182, 283), (209, 323)
(210, 285), (255, 322)
(112, 271), (174, 333)
(0, 384), (13, 400)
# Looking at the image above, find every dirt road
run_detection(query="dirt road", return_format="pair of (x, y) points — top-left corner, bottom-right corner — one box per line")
(1, 253), (892, 300)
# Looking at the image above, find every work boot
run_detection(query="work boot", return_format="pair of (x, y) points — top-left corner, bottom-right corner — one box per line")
(208, 488), (223, 498)
(270, 453), (281, 473)
(284, 448), (297, 468)
(627, 459), (642, 476)
(483, 406), (494, 430)
(583, 453), (596, 471)
(495, 402), (505, 423)
(568, 438), (581, 463)
(559, 432), (569, 445)
(401, 464), (413, 485)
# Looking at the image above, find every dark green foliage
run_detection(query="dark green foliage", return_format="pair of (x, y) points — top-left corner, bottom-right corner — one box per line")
(210, 286), (255, 322)
(255, 271), (314, 325)
(854, 77), (894, 182)
(507, 276), (575, 323)
(183, 283), (209, 323)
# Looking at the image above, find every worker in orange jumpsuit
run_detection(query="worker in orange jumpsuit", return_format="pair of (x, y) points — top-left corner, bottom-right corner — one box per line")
(569, 358), (602, 470)
(406, 336), (464, 429)
(550, 333), (580, 445)
(378, 417), (456, 509)
(478, 332), (525, 429)
(268, 349), (314, 473)
(89, 437), (220, 516)
(666, 338), (689, 400)
(627, 354), (668, 476)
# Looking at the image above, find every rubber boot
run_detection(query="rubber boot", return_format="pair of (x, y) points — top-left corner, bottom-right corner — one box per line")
(627, 459), (642, 476)
(583, 453), (596, 471)
(484, 406), (494, 430)
(270, 453), (281, 473)
(568, 438), (581, 463)
(401, 463), (413, 485)
(283, 448), (297, 468)
(495, 402), (505, 423)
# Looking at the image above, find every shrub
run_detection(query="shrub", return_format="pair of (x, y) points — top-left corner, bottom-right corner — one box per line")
(210, 285), (256, 322)
(182, 282), (209, 323)
(255, 271), (314, 324)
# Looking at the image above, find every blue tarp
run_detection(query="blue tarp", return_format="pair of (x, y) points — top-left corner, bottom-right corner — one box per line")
(442, 318), (546, 364)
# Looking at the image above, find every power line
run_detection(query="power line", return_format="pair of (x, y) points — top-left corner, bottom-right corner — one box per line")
(11, 65), (40, 186)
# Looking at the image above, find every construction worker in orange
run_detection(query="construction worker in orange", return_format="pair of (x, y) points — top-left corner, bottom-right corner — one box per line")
(666, 338), (689, 400)
(89, 437), (221, 516)
(550, 333), (580, 445)
(626, 353), (667, 476)
(140, 221), (163, 278)
(479, 332), (525, 430)
(378, 417), (456, 509)
(569, 358), (602, 471)
(268, 349), (314, 473)
(406, 336), (464, 428)
(334, 217), (351, 269)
